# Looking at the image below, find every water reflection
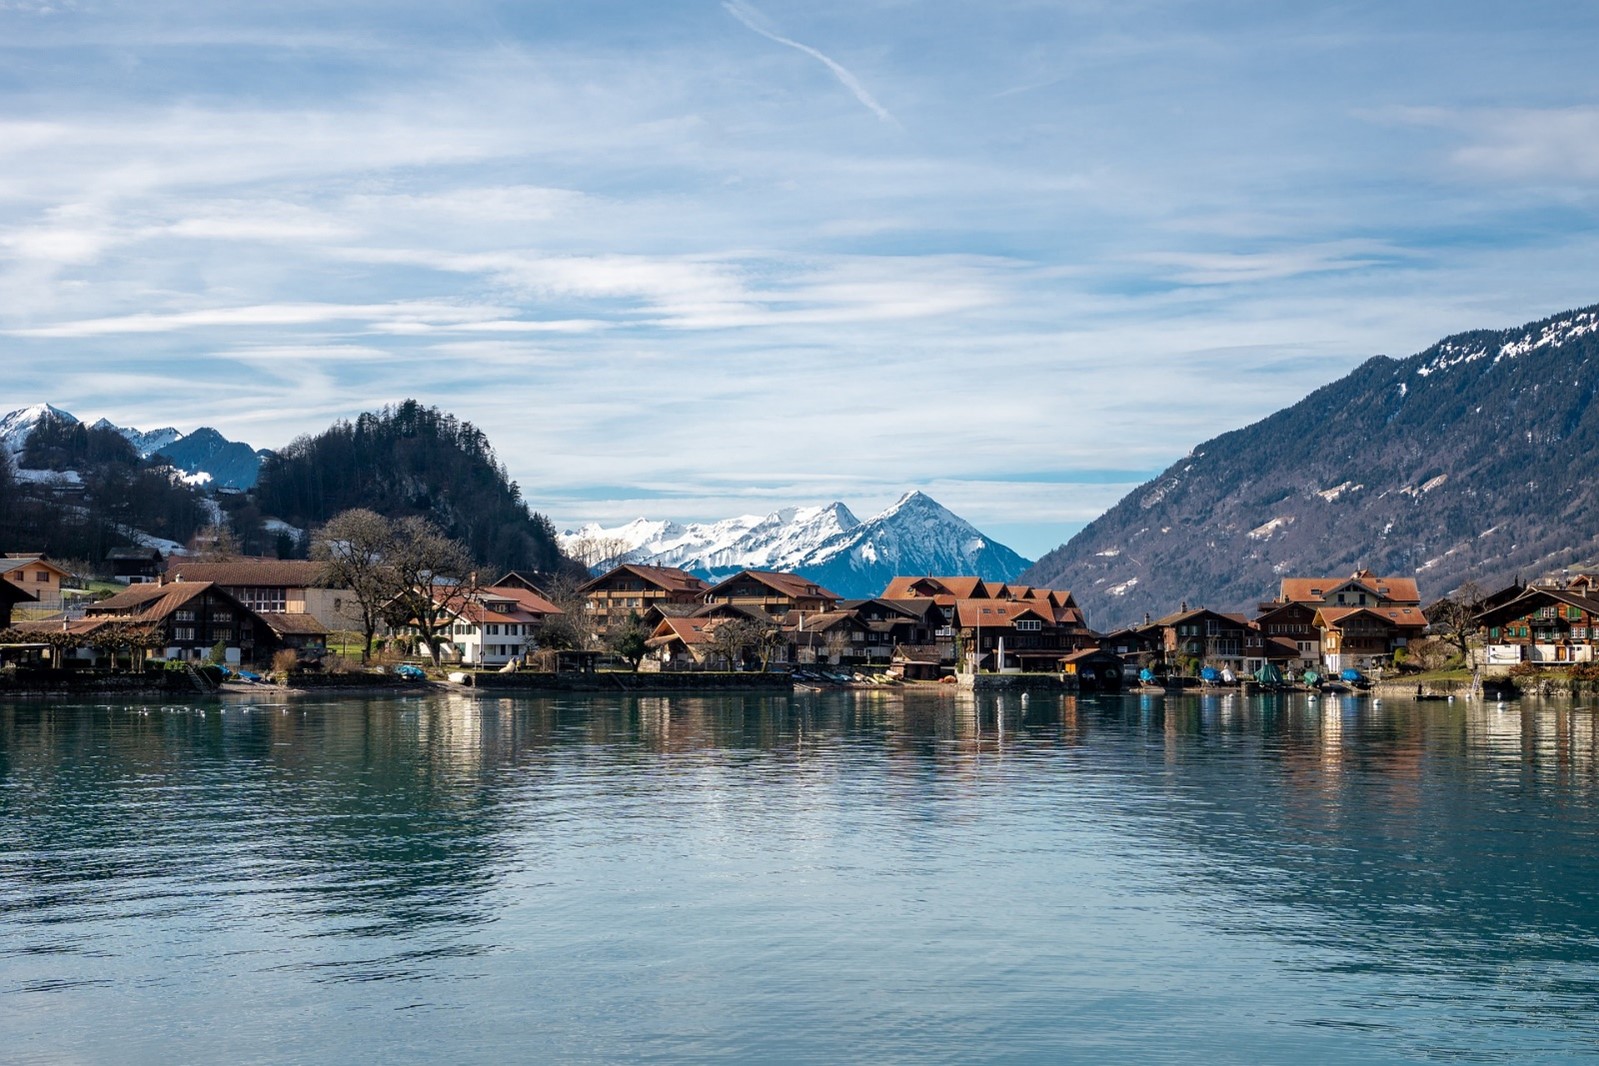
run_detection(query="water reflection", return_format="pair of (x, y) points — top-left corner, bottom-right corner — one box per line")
(4, 691), (1599, 1062)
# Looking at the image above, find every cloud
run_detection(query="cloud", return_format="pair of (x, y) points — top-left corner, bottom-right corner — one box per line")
(723, 0), (898, 125)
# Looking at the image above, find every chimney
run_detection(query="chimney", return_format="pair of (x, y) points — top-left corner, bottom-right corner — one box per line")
(158, 572), (167, 586)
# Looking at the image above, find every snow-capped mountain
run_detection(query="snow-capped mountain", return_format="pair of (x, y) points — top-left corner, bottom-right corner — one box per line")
(0, 403), (77, 457)
(796, 491), (1034, 597)
(91, 417), (183, 459)
(564, 503), (861, 574)
(564, 492), (1032, 598)
(0, 403), (266, 489)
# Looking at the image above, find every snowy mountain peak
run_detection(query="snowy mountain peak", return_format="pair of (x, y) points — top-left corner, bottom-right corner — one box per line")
(91, 417), (184, 459)
(0, 403), (78, 456)
(563, 492), (1030, 598)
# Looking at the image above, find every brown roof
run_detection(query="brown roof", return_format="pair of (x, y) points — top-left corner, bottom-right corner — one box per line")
(479, 585), (562, 616)
(1314, 605), (1428, 630)
(86, 580), (219, 622)
(705, 569), (841, 602)
(880, 576), (992, 601)
(646, 615), (719, 648)
(261, 613), (329, 636)
(165, 559), (334, 588)
(579, 563), (708, 596)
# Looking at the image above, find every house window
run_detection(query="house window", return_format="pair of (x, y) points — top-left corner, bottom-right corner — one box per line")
(1574, 627), (1590, 641)
(1570, 606), (1583, 621)
(175, 609), (196, 622)
(174, 627), (196, 641)
(34, 571), (46, 582)
(1490, 627), (1500, 640)
(1016, 619), (1042, 632)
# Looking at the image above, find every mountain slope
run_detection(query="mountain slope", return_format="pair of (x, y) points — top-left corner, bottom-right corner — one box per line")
(1022, 303), (1599, 630)
(154, 428), (269, 490)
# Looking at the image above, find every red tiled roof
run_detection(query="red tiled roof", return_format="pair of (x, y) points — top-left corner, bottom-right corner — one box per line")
(1279, 573), (1421, 605)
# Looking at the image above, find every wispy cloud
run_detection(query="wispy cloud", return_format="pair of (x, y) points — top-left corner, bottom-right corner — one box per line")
(723, 1), (898, 126)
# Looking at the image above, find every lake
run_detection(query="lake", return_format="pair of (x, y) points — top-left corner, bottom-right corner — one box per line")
(4, 690), (1599, 1063)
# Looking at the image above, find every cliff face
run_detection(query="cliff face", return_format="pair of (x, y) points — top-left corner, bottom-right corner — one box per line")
(1023, 305), (1599, 630)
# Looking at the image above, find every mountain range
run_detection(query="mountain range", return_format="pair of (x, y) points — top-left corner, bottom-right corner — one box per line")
(563, 491), (1033, 599)
(1, 403), (268, 490)
(1022, 302), (1599, 630)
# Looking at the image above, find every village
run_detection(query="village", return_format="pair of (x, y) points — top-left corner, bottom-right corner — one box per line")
(1, 547), (1595, 693)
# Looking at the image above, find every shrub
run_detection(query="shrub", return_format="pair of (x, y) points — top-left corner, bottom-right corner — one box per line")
(1569, 663), (1599, 682)
(1508, 661), (1542, 678)
(272, 649), (301, 675)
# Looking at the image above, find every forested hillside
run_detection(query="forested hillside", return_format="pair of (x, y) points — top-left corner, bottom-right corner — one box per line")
(1023, 303), (1599, 630)
(256, 400), (574, 576)
(0, 412), (210, 562)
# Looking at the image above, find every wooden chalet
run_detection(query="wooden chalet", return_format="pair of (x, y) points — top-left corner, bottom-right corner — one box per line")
(1473, 584), (1599, 668)
(579, 564), (709, 632)
(702, 570), (840, 618)
(1149, 605), (1251, 671)
(80, 578), (280, 663)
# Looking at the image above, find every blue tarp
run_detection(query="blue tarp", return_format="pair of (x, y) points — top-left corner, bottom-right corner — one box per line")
(1139, 668), (1155, 683)
(1341, 668), (1363, 682)
(1200, 667), (1221, 682)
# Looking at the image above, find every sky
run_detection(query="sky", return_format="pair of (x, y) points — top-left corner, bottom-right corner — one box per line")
(3, 0), (1599, 559)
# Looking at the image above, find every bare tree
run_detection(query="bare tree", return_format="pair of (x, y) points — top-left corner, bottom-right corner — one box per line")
(1429, 580), (1484, 660)
(312, 508), (402, 663)
(188, 522), (241, 561)
(707, 616), (781, 671)
(384, 516), (478, 666)
(565, 533), (634, 571)
(606, 614), (651, 671)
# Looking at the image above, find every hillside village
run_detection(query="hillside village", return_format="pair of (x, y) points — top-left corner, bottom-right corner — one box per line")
(3, 546), (1594, 690)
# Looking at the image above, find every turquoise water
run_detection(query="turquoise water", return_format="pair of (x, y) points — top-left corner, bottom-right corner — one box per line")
(4, 691), (1599, 1063)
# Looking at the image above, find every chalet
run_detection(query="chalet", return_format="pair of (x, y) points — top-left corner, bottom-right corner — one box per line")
(951, 598), (1080, 672)
(1473, 585), (1599, 668)
(790, 609), (872, 667)
(106, 546), (163, 582)
(1313, 605), (1429, 673)
(1151, 605), (1251, 671)
(702, 570), (840, 618)
(579, 564), (708, 632)
(82, 578), (280, 663)
(644, 615), (747, 670)
(164, 559), (364, 632)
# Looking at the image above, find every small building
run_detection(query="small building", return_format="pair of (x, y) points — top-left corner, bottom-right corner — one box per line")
(0, 555), (74, 613)
(106, 546), (164, 582)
